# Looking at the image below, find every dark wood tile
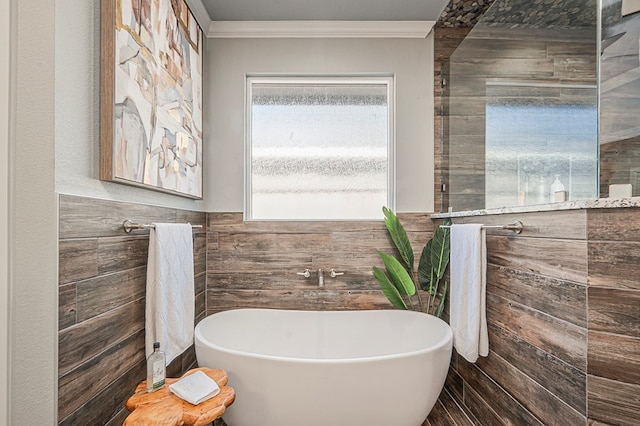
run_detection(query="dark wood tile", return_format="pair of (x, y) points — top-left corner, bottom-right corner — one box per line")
(439, 389), (474, 426)
(75, 266), (146, 322)
(588, 375), (640, 426)
(58, 283), (77, 330)
(194, 233), (207, 275)
(217, 231), (333, 252)
(463, 385), (509, 426)
(59, 359), (145, 426)
(195, 271), (206, 297)
(206, 288), (391, 312)
(459, 361), (544, 426)
(195, 288), (206, 318)
(427, 397), (456, 426)
(176, 210), (207, 229)
(208, 250), (312, 273)
(588, 331), (640, 385)
(452, 58), (555, 78)
(488, 323), (586, 414)
(487, 235), (588, 284)
(58, 298), (144, 376)
(588, 287), (640, 337)
(554, 57), (597, 79)
(487, 264), (587, 328)
(588, 208), (640, 241)
(59, 238), (98, 284)
(445, 368), (465, 403)
(487, 293), (587, 370)
(97, 235), (149, 275)
(588, 241), (640, 290)
(59, 194), (177, 239)
(58, 329), (145, 421)
(181, 345), (197, 373)
(476, 350), (586, 425)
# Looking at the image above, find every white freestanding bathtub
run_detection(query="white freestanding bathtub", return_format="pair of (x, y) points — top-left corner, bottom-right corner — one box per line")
(195, 308), (453, 426)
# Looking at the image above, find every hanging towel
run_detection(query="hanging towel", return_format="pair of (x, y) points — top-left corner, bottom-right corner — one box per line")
(449, 223), (489, 363)
(146, 223), (195, 365)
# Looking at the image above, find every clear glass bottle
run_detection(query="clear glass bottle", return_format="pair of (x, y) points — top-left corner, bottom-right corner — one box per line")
(146, 341), (166, 392)
(549, 175), (565, 202)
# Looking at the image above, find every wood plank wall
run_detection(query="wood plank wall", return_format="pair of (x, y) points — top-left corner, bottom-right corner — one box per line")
(448, 210), (589, 425)
(205, 212), (434, 314)
(442, 209), (640, 426)
(586, 208), (640, 425)
(57, 195), (206, 425)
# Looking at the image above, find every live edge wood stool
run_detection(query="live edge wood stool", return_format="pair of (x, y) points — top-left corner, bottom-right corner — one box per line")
(124, 367), (235, 426)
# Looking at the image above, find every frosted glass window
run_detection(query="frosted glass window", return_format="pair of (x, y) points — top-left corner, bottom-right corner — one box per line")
(246, 77), (394, 220)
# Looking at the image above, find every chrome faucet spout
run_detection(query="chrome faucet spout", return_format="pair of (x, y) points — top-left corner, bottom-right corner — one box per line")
(318, 268), (324, 288)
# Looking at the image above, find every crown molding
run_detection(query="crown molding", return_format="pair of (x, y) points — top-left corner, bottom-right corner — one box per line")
(185, 0), (213, 32)
(206, 20), (436, 38)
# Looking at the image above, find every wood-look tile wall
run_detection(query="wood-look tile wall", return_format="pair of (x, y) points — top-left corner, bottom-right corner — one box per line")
(205, 212), (434, 313)
(446, 210), (589, 426)
(57, 195), (206, 425)
(444, 209), (640, 426)
(586, 208), (640, 425)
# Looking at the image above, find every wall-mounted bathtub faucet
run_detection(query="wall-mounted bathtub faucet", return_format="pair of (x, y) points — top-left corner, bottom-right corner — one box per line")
(329, 269), (344, 278)
(318, 269), (324, 288)
(296, 269), (311, 278)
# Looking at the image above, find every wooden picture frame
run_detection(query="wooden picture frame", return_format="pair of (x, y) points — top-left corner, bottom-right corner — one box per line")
(100, 0), (203, 199)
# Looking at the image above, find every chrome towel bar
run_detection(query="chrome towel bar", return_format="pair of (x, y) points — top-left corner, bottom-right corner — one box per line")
(439, 220), (523, 234)
(123, 219), (204, 233)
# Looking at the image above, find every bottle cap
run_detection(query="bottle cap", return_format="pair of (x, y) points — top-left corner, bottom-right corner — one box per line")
(153, 342), (160, 349)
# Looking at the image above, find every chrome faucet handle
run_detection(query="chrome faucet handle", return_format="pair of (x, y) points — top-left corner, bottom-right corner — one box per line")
(297, 269), (311, 278)
(329, 269), (344, 278)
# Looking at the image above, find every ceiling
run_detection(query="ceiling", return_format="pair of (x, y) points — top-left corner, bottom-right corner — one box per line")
(199, 0), (450, 21)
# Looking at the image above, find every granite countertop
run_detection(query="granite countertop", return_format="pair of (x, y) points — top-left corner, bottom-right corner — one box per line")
(431, 197), (640, 219)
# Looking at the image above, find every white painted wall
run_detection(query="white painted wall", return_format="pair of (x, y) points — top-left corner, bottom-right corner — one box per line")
(55, 0), (204, 211)
(10, 0), (57, 423)
(203, 36), (435, 213)
(0, 0), (10, 423)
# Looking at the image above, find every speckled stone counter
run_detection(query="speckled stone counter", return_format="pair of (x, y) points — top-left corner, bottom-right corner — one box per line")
(431, 197), (640, 219)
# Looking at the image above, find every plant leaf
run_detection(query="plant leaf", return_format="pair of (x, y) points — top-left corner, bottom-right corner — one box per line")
(435, 281), (448, 318)
(418, 239), (434, 291)
(373, 266), (407, 310)
(419, 218), (451, 291)
(377, 251), (416, 296)
(430, 218), (451, 282)
(382, 206), (414, 270)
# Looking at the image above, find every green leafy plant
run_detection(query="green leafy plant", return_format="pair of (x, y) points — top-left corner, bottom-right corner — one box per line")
(373, 207), (451, 317)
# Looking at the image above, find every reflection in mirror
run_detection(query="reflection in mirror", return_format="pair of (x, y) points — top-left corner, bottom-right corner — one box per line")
(446, 0), (598, 212)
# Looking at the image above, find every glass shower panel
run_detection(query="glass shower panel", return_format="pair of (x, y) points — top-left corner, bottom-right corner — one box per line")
(600, 0), (640, 197)
(485, 84), (598, 208)
(447, 0), (598, 212)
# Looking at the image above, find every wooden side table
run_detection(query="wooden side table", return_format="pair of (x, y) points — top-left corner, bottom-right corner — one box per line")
(124, 367), (235, 426)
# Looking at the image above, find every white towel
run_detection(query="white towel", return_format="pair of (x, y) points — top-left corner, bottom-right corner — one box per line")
(449, 223), (489, 363)
(169, 370), (220, 405)
(145, 223), (195, 365)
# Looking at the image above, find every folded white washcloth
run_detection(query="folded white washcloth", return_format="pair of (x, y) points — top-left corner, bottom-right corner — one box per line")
(169, 371), (221, 405)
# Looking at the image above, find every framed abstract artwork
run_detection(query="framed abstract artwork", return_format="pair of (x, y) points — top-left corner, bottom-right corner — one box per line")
(100, 0), (203, 199)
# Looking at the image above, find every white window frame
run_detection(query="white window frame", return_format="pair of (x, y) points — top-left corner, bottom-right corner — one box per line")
(244, 74), (395, 221)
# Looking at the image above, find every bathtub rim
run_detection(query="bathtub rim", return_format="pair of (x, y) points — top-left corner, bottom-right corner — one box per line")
(195, 308), (453, 365)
